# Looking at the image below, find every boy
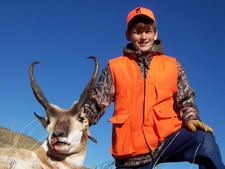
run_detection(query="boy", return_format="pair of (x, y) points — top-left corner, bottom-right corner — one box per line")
(85, 7), (225, 169)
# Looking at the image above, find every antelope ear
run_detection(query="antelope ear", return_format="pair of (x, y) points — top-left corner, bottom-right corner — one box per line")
(87, 129), (97, 143)
(34, 112), (49, 129)
(81, 114), (97, 143)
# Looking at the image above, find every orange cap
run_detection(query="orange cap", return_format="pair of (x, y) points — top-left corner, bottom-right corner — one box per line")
(127, 7), (156, 28)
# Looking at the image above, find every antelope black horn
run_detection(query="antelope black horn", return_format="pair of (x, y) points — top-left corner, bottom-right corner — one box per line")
(29, 62), (51, 110)
(76, 56), (99, 111)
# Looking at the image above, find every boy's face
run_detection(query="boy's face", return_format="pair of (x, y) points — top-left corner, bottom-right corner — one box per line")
(126, 24), (158, 55)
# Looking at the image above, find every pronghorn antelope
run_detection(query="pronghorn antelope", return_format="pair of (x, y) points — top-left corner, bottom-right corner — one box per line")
(0, 56), (98, 169)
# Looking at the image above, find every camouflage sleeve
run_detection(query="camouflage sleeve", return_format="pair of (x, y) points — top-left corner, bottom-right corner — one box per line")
(173, 61), (200, 127)
(85, 63), (114, 126)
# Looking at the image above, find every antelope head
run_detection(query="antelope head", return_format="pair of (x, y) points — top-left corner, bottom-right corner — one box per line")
(29, 56), (98, 157)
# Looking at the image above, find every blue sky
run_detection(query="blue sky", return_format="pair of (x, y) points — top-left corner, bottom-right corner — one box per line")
(1, 0), (225, 168)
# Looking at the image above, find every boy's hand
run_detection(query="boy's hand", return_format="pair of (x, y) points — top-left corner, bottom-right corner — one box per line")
(187, 120), (214, 135)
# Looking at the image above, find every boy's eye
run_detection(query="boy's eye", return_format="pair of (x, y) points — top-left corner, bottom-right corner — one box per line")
(146, 30), (153, 34)
(132, 29), (154, 35)
(137, 31), (152, 35)
(136, 31), (142, 35)
(131, 30), (138, 34)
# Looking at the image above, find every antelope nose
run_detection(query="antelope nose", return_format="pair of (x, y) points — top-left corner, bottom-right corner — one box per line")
(53, 130), (65, 137)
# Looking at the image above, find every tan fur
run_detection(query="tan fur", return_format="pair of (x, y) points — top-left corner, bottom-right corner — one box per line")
(0, 112), (90, 169)
(0, 58), (98, 168)
(0, 108), (92, 169)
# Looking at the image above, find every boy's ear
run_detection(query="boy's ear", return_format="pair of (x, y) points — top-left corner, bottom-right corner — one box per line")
(126, 31), (131, 41)
(154, 30), (158, 41)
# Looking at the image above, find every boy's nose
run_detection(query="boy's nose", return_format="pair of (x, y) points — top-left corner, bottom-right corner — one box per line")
(140, 32), (147, 39)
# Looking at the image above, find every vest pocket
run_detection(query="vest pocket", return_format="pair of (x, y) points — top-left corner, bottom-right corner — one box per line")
(153, 106), (182, 141)
(109, 113), (135, 159)
(153, 106), (177, 118)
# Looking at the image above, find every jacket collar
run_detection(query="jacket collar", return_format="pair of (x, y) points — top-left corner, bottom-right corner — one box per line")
(123, 39), (164, 60)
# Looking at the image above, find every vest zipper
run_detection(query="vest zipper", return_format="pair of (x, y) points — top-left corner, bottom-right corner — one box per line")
(142, 57), (152, 153)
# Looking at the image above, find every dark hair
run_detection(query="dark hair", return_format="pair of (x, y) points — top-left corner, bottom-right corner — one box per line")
(127, 15), (156, 33)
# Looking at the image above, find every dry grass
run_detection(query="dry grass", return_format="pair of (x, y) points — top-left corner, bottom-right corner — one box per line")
(0, 126), (42, 150)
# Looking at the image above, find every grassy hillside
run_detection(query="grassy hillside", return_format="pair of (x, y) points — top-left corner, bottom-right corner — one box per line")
(0, 126), (42, 150)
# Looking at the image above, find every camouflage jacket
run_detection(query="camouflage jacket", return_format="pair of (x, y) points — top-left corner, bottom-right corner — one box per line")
(85, 40), (200, 167)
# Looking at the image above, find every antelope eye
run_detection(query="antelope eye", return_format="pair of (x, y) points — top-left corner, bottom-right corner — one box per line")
(45, 117), (50, 124)
(78, 116), (84, 123)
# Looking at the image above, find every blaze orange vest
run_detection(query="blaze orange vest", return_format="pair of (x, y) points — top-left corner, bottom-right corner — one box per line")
(108, 55), (182, 159)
